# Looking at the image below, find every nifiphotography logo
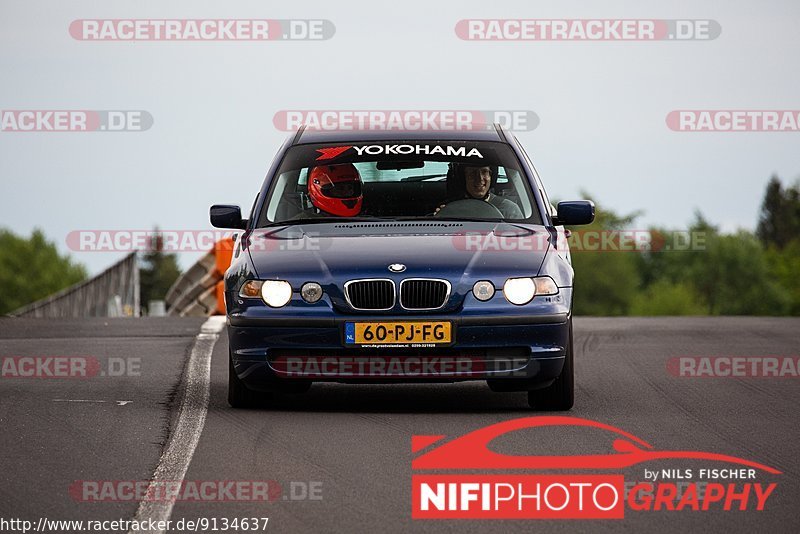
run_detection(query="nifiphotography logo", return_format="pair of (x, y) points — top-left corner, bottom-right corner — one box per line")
(411, 417), (780, 519)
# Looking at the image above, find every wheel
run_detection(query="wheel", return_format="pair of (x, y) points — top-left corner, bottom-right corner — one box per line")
(228, 352), (269, 408)
(528, 318), (574, 411)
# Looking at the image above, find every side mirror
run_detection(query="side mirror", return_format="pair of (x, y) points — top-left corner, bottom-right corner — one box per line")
(554, 200), (595, 226)
(210, 204), (247, 229)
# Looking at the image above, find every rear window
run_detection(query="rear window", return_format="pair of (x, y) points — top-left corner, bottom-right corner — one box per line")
(257, 141), (541, 226)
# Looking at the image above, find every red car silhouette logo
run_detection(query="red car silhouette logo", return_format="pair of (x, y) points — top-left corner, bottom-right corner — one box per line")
(412, 416), (780, 473)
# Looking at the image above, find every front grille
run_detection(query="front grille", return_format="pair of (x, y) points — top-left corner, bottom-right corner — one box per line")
(345, 279), (395, 310)
(400, 279), (450, 310)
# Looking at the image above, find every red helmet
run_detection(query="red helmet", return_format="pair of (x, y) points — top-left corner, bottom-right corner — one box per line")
(308, 164), (363, 217)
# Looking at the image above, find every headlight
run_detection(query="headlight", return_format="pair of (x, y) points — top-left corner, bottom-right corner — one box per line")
(503, 278), (536, 305)
(502, 276), (559, 305)
(472, 280), (495, 301)
(301, 282), (323, 303)
(239, 280), (263, 298)
(261, 280), (293, 308)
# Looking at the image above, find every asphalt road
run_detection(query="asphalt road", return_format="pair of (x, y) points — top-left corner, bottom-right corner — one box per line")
(1, 317), (798, 533)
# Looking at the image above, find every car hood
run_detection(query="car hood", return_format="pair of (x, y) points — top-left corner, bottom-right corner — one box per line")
(246, 222), (551, 283)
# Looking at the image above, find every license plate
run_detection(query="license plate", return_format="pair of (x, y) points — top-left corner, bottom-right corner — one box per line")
(345, 321), (452, 346)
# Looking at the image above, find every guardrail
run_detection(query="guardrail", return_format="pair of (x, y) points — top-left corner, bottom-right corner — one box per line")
(165, 237), (235, 317)
(10, 252), (140, 318)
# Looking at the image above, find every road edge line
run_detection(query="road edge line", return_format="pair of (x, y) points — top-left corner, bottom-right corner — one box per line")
(128, 315), (226, 534)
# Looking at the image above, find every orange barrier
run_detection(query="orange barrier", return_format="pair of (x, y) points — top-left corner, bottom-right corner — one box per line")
(165, 236), (237, 317)
(213, 237), (235, 315)
(215, 237), (235, 276)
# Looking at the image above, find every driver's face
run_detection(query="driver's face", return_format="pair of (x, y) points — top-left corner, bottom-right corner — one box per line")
(465, 166), (492, 198)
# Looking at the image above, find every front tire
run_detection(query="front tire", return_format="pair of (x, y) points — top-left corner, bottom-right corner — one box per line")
(228, 353), (268, 408)
(528, 319), (574, 410)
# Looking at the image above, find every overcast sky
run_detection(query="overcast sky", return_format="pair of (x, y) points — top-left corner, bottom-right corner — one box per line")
(1, 0), (798, 274)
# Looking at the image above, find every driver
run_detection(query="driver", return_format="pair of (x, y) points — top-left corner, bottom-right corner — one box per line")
(293, 164), (364, 218)
(437, 165), (523, 219)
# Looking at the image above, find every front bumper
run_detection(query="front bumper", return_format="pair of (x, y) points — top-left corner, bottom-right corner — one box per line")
(227, 290), (571, 390)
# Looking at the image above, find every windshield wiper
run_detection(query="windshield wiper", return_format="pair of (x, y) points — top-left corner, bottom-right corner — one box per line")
(416, 216), (504, 223)
(261, 217), (396, 227)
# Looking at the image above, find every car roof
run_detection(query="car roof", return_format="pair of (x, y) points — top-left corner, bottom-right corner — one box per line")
(293, 124), (507, 145)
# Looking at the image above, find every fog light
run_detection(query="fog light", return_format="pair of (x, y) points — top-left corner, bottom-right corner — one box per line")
(472, 281), (495, 301)
(261, 280), (292, 308)
(301, 282), (323, 303)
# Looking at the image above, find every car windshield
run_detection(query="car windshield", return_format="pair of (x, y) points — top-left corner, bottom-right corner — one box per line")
(256, 141), (541, 227)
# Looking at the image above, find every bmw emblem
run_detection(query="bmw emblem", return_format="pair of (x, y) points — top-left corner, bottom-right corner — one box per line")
(388, 263), (406, 273)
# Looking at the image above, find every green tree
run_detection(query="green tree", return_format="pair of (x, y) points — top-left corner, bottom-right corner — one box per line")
(755, 176), (800, 315)
(139, 230), (181, 312)
(692, 231), (788, 315)
(630, 280), (706, 316)
(764, 238), (800, 315)
(636, 213), (789, 315)
(568, 194), (642, 315)
(0, 228), (87, 314)
(756, 176), (800, 249)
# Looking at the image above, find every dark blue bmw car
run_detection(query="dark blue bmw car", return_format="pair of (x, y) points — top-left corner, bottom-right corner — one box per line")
(210, 125), (594, 410)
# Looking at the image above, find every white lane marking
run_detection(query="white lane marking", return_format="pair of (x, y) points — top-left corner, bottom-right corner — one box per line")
(128, 316), (226, 534)
(53, 399), (133, 404)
